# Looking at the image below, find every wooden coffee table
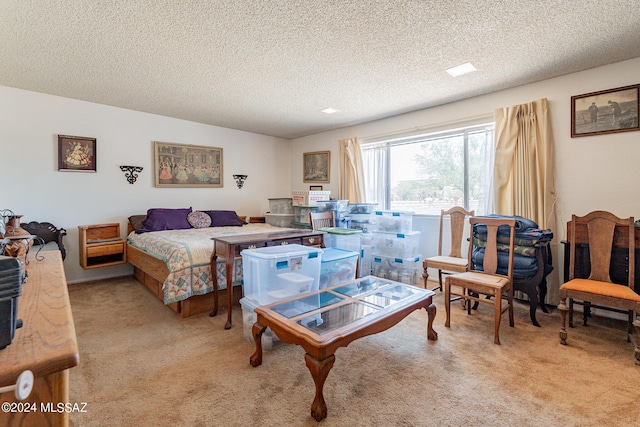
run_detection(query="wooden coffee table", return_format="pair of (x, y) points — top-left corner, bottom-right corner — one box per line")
(249, 276), (437, 421)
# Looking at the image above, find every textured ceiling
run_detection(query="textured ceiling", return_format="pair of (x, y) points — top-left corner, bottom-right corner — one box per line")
(1, 1), (640, 139)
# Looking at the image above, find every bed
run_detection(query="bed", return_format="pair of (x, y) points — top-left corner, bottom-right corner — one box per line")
(126, 208), (297, 318)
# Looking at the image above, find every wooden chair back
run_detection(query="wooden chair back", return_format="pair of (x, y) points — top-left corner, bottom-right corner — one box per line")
(309, 211), (335, 230)
(468, 216), (517, 281)
(568, 210), (635, 286)
(439, 206), (475, 258)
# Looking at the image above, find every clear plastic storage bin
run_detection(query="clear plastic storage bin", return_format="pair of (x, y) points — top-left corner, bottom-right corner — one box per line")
(240, 297), (284, 351)
(265, 213), (294, 228)
(370, 210), (414, 233)
(323, 228), (362, 253)
(371, 254), (422, 286)
(320, 248), (359, 289)
(268, 198), (293, 214)
(316, 200), (349, 211)
(372, 231), (421, 258)
(241, 244), (323, 305)
(347, 203), (378, 214)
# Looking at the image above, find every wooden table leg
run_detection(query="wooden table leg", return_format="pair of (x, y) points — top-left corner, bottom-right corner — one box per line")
(425, 302), (438, 341)
(304, 353), (335, 422)
(224, 245), (235, 329)
(209, 249), (219, 317)
(250, 322), (267, 367)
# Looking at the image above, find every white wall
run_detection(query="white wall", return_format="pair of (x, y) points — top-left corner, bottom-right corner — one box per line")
(291, 57), (640, 303)
(1, 86), (292, 283)
(4, 57), (639, 291)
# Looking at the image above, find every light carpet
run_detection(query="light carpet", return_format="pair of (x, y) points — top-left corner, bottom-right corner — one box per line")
(67, 277), (640, 426)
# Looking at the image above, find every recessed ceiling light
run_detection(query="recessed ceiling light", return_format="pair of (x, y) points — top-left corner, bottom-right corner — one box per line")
(321, 107), (340, 114)
(446, 62), (477, 77)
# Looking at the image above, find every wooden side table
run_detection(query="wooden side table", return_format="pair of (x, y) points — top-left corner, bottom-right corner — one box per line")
(0, 251), (79, 427)
(78, 223), (126, 269)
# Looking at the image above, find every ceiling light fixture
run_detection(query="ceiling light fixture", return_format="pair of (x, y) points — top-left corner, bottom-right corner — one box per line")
(320, 108), (340, 114)
(446, 62), (477, 77)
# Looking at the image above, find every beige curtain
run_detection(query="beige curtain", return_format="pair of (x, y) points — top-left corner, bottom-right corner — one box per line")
(338, 137), (365, 202)
(494, 98), (557, 230)
(494, 98), (560, 302)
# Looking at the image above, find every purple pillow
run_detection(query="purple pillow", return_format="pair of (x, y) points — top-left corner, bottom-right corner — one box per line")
(139, 207), (193, 232)
(203, 210), (244, 227)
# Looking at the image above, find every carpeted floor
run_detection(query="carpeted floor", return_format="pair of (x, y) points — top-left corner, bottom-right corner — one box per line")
(67, 276), (640, 426)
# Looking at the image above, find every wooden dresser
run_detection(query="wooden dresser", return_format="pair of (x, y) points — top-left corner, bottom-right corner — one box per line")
(0, 251), (79, 427)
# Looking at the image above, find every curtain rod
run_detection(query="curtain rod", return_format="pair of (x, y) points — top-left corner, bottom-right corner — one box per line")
(359, 113), (494, 143)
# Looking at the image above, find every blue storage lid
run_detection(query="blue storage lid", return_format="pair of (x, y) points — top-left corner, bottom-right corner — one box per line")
(321, 247), (359, 262)
(240, 244), (323, 260)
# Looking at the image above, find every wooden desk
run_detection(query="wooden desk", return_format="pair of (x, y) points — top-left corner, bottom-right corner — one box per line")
(210, 230), (325, 329)
(0, 251), (79, 427)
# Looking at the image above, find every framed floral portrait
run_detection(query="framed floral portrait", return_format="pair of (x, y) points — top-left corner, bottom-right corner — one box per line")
(571, 84), (639, 137)
(58, 135), (97, 172)
(154, 141), (223, 188)
(303, 151), (330, 183)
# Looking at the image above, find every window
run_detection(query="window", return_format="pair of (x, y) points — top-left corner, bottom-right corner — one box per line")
(361, 122), (495, 215)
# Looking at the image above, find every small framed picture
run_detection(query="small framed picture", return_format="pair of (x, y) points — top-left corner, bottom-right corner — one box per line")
(571, 84), (639, 137)
(58, 135), (97, 172)
(303, 151), (330, 183)
(309, 185), (323, 191)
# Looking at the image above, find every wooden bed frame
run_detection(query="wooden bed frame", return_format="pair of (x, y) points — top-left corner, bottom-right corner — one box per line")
(126, 222), (242, 318)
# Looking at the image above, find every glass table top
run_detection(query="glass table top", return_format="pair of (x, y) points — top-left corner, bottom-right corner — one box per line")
(267, 276), (429, 336)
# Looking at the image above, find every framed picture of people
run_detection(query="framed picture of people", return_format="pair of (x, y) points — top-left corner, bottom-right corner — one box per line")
(153, 141), (223, 187)
(58, 135), (97, 172)
(571, 84), (639, 137)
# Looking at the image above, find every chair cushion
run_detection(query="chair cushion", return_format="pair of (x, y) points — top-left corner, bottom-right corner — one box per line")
(447, 271), (510, 290)
(425, 256), (467, 272)
(560, 279), (640, 302)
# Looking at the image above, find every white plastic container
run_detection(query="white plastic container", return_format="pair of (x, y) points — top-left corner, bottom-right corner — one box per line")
(320, 248), (359, 289)
(268, 198), (293, 214)
(241, 244), (323, 305)
(265, 213), (295, 228)
(370, 210), (414, 233)
(291, 191), (331, 206)
(371, 254), (422, 286)
(347, 203), (378, 214)
(316, 200), (349, 211)
(372, 231), (421, 258)
(323, 228), (363, 253)
(240, 297), (284, 351)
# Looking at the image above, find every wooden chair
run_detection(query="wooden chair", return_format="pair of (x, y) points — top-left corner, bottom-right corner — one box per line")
(21, 221), (67, 260)
(444, 216), (516, 345)
(559, 211), (640, 365)
(309, 211), (335, 230)
(423, 206), (474, 291)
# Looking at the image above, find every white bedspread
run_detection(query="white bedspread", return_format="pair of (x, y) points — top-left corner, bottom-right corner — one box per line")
(127, 224), (294, 304)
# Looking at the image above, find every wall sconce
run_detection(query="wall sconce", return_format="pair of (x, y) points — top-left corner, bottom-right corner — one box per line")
(233, 174), (248, 189)
(120, 166), (143, 184)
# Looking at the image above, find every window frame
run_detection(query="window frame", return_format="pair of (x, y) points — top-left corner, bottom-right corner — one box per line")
(360, 119), (495, 215)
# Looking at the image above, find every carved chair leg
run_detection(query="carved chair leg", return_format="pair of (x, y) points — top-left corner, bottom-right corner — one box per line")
(444, 280), (451, 327)
(632, 318), (640, 366)
(558, 297), (568, 345)
(494, 292), (502, 345)
(568, 298), (574, 328)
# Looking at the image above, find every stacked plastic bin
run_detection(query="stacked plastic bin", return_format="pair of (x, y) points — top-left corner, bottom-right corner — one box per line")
(265, 197), (294, 228)
(347, 203), (378, 276)
(319, 247), (359, 289)
(239, 244), (323, 350)
(370, 210), (422, 286)
(315, 200), (350, 228)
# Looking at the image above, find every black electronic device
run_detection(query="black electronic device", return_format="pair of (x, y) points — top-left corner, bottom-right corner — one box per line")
(0, 255), (24, 350)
